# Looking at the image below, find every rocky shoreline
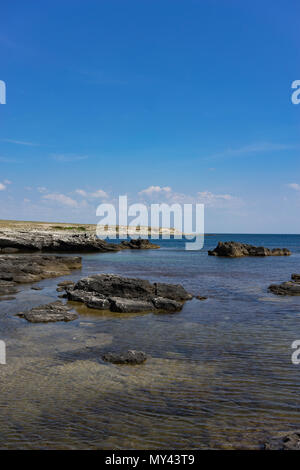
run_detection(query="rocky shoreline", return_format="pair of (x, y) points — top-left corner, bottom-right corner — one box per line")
(0, 230), (159, 253)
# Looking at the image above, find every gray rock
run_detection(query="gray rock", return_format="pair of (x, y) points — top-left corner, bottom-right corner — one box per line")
(208, 241), (291, 258)
(0, 255), (81, 287)
(102, 350), (147, 364)
(269, 274), (300, 296)
(18, 301), (78, 323)
(109, 297), (154, 313)
(151, 296), (182, 312)
(66, 274), (192, 313)
(264, 431), (300, 450)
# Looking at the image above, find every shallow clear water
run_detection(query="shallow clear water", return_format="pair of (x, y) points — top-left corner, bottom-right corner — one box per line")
(1, 234), (300, 449)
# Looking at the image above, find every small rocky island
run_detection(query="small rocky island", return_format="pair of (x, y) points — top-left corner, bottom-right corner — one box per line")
(0, 230), (159, 253)
(208, 241), (291, 258)
(63, 273), (193, 313)
(269, 274), (300, 296)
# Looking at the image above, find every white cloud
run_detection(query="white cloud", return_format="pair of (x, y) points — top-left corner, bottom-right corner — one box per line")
(139, 185), (172, 197)
(75, 189), (87, 197)
(89, 189), (108, 198)
(43, 193), (78, 207)
(197, 191), (234, 207)
(287, 183), (300, 191)
(75, 188), (108, 199)
(0, 183), (6, 191)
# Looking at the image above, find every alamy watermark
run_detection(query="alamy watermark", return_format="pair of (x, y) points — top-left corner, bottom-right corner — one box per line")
(0, 341), (6, 365)
(96, 195), (204, 250)
(0, 80), (6, 104)
(291, 80), (300, 105)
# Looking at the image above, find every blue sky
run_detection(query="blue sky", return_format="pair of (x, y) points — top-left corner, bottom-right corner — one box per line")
(0, 0), (300, 232)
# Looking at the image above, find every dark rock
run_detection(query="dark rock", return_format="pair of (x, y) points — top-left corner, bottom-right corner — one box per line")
(66, 273), (192, 314)
(264, 431), (300, 450)
(56, 287), (65, 292)
(31, 286), (43, 290)
(120, 239), (159, 249)
(109, 297), (154, 313)
(269, 274), (300, 296)
(17, 301), (78, 323)
(102, 350), (147, 365)
(196, 295), (207, 301)
(208, 241), (291, 258)
(0, 295), (16, 301)
(0, 254), (81, 286)
(1, 247), (19, 253)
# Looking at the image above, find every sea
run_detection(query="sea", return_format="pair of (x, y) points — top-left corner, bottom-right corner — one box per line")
(0, 234), (300, 449)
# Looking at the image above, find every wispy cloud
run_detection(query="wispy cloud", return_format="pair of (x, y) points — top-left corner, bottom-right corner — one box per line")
(43, 193), (78, 207)
(207, 142), (295, 160)
(51, 153), (89, 162)
(139, 185), (172, 197)
(287, 183), (300, 191)
(1, 139), (39, 146)
(75, 188), (108, 198)
(0, 180), (12, 191)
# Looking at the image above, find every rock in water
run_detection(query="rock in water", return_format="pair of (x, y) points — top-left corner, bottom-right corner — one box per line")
(0, 254), (81, 283)
(17, 301), (78, 323)
(120, 239), (159, 249)
(264, 431), (300, 450)
(64, 273), (192, 313)
(208, 241), (291, 258)
(269, 274), (300, 295)
(102, 350), (147, 364)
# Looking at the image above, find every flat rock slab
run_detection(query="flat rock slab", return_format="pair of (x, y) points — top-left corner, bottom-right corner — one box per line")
(17, 301), (78, 323)
(269, 274), (300, 295)
(265, 431), (300, 450)
(208, 241), (291, 258)
(102, 350), (147, 364)
(0, 230), (159, 253)
(64, 273), (193, 314)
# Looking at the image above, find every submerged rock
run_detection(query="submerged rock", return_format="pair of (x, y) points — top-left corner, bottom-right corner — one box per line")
(120, 239), (159, 249)
(264, 431), (300, 450)
(196, 295), (208, 301)
(102, 350), (147, 364)
(0, 254), (81, 298)
(64, 273), (192, 313)
(208, 241), (291, 258)
(269, 274), (300, 296)
(17, 301), (78, 323)
(0, 230), (159, 253)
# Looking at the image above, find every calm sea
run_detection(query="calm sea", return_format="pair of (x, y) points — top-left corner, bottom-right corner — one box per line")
(0, 234), (300, 449)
